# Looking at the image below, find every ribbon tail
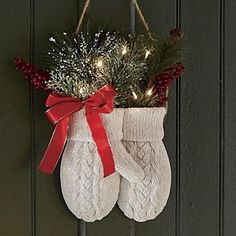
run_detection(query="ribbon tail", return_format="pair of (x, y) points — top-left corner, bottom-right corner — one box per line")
(37, 117), (69, 174)
(86, 112), (115, 177)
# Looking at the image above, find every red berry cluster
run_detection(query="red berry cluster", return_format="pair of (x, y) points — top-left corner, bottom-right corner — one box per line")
(170, 28), (183, 39)
(155, 63), (185, 106)
(14, 58), (50, 90)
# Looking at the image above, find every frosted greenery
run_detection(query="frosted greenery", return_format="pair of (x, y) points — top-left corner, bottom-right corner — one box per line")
(45, 31), (147, 107)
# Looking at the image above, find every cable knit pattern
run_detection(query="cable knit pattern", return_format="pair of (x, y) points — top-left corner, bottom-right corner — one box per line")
(60, 108), (144, 222)
(118, 107), (171, 222)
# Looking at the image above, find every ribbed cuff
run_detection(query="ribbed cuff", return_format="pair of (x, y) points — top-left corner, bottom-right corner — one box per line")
(123, 107), (166, 141)
(68, 108), (124, 141)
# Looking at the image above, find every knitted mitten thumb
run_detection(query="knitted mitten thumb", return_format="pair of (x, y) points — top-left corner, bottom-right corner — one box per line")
(103, 109), (144, 183)
(118, 107), (171, 222)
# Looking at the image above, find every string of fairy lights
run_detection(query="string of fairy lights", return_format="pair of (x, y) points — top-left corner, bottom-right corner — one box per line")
(92, 42), (153, 102)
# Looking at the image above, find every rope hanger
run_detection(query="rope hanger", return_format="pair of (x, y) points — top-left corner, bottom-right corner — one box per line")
(75, 0), (150, 35)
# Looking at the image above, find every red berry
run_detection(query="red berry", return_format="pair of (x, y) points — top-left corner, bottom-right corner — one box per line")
(170, 28), (183, 39)
(14, 58), (50, 91)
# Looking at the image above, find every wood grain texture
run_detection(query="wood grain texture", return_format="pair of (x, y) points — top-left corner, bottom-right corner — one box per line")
(0, 1), (31, 235)
(224, 0), (236, 235)
(181, 0), (220, 235)
(33, 0), (79, 235)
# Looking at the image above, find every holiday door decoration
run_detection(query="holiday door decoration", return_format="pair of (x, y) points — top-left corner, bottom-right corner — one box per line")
(14, 0), (185, 223)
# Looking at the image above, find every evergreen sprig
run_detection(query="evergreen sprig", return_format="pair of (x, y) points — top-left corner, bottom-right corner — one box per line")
(45, 31), (147, 106)
(128, 30), (185, 107)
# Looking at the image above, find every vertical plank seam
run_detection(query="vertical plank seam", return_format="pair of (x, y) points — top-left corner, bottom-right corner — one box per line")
(130, 0), (136, 34)
(30, 0), (36, 235)
(76, 2), (87, 235)
(175, 0), (181, 235)
(78, 221), (87, 236)
(129, 220), (136, 236)
(130, 2), (136, 236)
(219, 0), (225, 235)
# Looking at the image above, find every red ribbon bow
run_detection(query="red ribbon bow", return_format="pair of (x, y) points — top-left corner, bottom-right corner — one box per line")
(38, 84), (117, 177)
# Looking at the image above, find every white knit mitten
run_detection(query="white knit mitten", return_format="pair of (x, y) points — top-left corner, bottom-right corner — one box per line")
(118, 107), (171, 222)
(60, 109), (144, 222)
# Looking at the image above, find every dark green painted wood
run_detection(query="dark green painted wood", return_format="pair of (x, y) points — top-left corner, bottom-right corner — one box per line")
(87, 207), (135, 236)
(219, 1), (224, 235)
(224, 0), (236, 235)
(33, 0), (78, 235)
(0, 1), (31, 235)
(181, 1), (220, 235)
(85, 0), (131, 33)
(135, 1), (177, 236)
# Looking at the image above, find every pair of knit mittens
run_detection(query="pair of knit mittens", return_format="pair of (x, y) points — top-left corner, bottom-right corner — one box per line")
(60, 107), (171, 222)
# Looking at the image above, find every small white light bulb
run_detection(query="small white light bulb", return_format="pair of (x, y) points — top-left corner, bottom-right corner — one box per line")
(146, 88), (153, 96)
(132, 91), (138, 100)
(146, 86), (154, 96)
(145, 50), (151, 59)
(97, 60), (103, 68)
(122, 46), (128, 55)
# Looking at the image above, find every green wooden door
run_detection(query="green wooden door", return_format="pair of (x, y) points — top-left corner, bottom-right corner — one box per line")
(0, 0), (235, 235)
